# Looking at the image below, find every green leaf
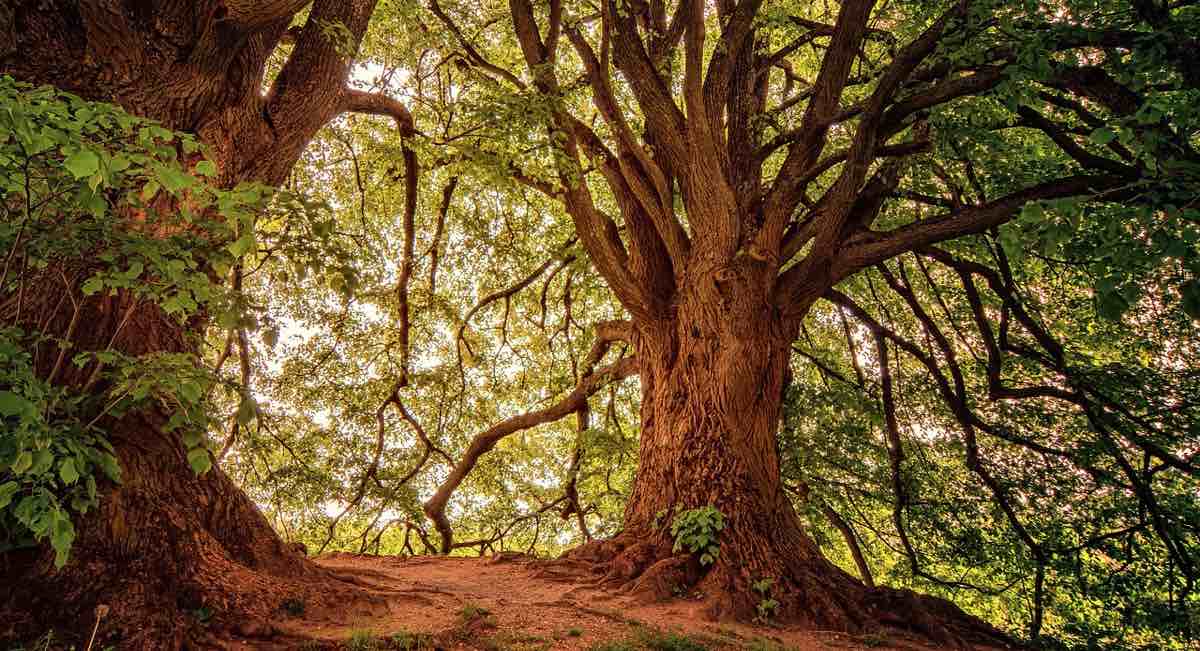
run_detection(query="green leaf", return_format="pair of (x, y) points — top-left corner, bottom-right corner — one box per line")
(11, 451), (33, 475)
(141, 180), (161, 202)
(81, 275), (105, 296)
(236, 396), (257, 426)
(156, 164), (192, 193)
(188, 447), (212, 475)
(227, 233), (256, 258)
(195, 160), (217, 177)
(178, 380), (202, 404)
(50, 512), (75, 568)
(63, 148), (100, 179)
(59, 458), (80, 485)
(1096, 287), (1130, 321)
(1089, 128), (1116, 145)
(0, 390), (27, 417)
(94, 452), (122, 483)
(0, 481), (19, 510)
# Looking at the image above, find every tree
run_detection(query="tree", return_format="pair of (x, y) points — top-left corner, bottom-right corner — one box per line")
(0, 3), (417, 646)
(394, 0), (1196, 632)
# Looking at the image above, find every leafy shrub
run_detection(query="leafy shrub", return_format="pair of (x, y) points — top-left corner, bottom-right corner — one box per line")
(0, 75), (361, 567)
(669, 506), (725, 566)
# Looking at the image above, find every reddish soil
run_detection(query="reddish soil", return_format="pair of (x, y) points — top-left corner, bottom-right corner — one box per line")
(206, 553), (1006, 651)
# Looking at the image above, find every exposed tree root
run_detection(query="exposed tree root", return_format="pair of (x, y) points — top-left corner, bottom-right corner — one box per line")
(561, 532), (1019, 650)
(0, 415), (376, 650)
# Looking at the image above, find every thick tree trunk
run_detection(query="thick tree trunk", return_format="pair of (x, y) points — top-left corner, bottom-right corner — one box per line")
(567, 268), (1010, 646)
(0, 290), (316, 649)
(2, 4), (375, 647)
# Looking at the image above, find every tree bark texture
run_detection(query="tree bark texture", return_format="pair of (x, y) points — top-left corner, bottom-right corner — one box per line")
(1, 2), (382, 647)
(566, 267), (1009, 645)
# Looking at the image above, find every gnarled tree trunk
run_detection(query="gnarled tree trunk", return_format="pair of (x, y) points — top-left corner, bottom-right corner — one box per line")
(568, 267), (1008, 646)
(0, 292), (314, 648)
(1, 2), (386, 647)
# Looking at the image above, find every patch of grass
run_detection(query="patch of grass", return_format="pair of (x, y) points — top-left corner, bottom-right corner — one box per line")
(9, 631), (56, 651)
(347, 629), (381, 651)
(457, 602), (497, 627)
(588, 627), (712, 651)
(634, 628), (711, 651)
(745, 638), (800, 651)
(567, 627), (584, 637)
(484, 631), (552, 651)
(395, 632), (431, 649)
(587, 642), (639, 651)
(854, 631), (890, 648)
(192, 605), (214, 624)
(390, 629), (436, 650)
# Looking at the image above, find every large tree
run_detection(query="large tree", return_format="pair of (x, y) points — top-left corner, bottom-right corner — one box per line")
(0, 2), (418, 647)
(400, 0), (1195, 631)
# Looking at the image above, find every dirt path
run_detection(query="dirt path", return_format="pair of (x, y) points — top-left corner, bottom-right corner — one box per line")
(218, 553), (977, 651)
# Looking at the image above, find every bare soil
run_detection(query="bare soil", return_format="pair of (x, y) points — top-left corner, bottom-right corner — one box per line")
(206, 553), (1007, 651)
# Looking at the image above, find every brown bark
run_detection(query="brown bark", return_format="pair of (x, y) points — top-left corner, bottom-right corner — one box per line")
(1, 1), (390, 647)
(562, 266), (1010, 646)
(0, 287), (319, 648)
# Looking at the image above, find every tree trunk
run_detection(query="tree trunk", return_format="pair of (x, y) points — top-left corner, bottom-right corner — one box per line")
(567, 267), (1010, 645)
(2, 3), (375, 647)
(0, 289), (317, 649)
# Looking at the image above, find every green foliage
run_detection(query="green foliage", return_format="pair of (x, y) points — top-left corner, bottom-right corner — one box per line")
(390, 629), (435, 650)
(192, 606), (214, 624)
(585, 628), (712, 651)
(347, 629), (380, 651)
(0, 327), (120, 567)
(751, 578), (779, 624)
(669, 507), (725, 566)
(0, 75), (359, 567)
(458, 603), (496, 627)
(631, 628), (710, 651)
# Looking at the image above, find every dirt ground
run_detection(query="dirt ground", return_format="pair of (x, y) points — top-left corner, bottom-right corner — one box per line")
(213, 552), (1003, 651)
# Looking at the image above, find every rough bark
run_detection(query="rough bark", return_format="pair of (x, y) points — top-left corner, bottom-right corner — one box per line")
(1, 1), (384, 647)
(564, 266), (1010, 646)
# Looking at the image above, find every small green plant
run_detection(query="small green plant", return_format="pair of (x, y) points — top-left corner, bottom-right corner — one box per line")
(754, 597), (780, 623)
(457, 602), (497, 628)
(653, 508), (669, 529)
(586, 642), (637, 651)
(192, 605), (214, 624)
(855, 631), (890, 648)
(745, 639), (799, 651)
(751, 577), (779, 623)
(390, 629), (435, 650)
(11, 631), (56, 651)
(459, 602), (492, 620)
(669, 506), (725, 566)
(567, 627), (583, 637)
(634, 627), (710, 651)
(347, 629), (379, 651)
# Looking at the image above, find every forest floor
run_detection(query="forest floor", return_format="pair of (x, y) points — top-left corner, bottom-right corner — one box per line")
(219, 552), (985, 651)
